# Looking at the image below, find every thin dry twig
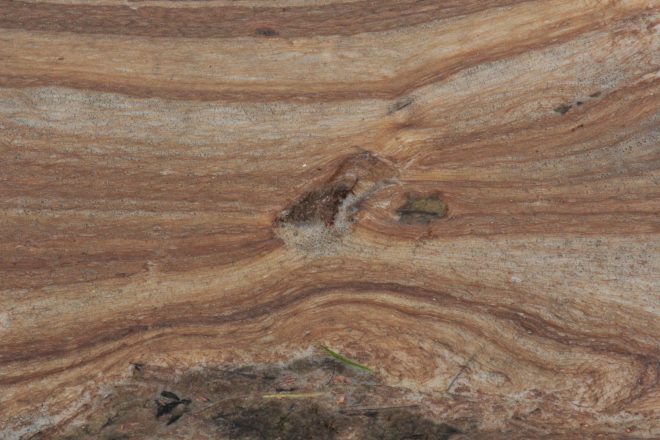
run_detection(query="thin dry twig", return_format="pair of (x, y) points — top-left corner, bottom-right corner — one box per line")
(445, 345), (484, 393)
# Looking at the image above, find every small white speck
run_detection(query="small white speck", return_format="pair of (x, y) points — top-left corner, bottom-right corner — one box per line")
(302, 163), (307, 167)
(511, 276), (523, 284)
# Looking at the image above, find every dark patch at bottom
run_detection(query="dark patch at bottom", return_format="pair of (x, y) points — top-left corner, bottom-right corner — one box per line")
(215, 400), (459, 440)
(51, 355), (459, 440)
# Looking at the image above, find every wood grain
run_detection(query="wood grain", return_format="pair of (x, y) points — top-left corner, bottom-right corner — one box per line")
(1, 0), (659, 438)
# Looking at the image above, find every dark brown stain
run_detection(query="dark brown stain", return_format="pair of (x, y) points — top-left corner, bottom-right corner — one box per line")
(255, 27), (278, 37)
(388, 96), (414, 114)
(155, 390), (191, 425)
(277, 183), (353, 226)
(155, 400), (181, 418)
(276, 151), (397, 228)
(553, 103), (572, 115)
(160, 391), (180, 401)
(397, 193), (448, 224)
(215, 401), (459, 440)
(53, 358), (460, 439)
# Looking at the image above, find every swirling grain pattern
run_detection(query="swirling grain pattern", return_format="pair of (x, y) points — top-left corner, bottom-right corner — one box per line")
(0, 0), (659, 438)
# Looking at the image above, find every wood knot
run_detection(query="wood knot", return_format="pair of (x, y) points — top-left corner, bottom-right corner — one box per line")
(276, 151), (397, 228)
(277, 183), (353, 227)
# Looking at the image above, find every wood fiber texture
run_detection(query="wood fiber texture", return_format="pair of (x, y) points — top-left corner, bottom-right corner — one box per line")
(1, 0), (659, 438)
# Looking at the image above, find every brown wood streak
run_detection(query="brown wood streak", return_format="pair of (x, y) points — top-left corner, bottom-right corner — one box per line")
(0, 4), (651, 101)
(1, 280), (657, 369)
(1, 0), (659, 437)
(0, 0), (531, 38)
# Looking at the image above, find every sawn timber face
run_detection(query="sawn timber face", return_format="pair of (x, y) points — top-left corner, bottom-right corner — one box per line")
(0, 0), (659, 438)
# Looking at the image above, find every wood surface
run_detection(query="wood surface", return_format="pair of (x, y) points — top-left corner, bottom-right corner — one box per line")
(1, 0), (659, 438)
